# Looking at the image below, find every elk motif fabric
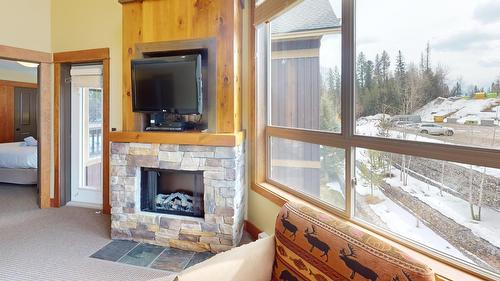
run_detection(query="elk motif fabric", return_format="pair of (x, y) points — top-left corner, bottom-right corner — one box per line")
(271, 202), (436, 281)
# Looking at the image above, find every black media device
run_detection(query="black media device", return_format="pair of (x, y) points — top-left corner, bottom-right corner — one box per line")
(131, 54), (203, 131)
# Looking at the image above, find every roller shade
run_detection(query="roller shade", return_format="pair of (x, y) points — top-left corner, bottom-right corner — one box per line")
(70, 65), (103, 88)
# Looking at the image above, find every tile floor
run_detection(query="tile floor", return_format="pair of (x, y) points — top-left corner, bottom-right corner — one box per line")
(91, 231), (254, 272)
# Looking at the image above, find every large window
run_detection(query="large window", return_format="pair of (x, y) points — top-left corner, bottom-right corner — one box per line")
(355, 0), (500, 151)
(253, 0), (500, 279)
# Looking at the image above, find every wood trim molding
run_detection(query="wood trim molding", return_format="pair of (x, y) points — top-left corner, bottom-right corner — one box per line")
(53, 63), (61, 208)
(109, 131), (246, 147)
(53, 48), (110, 63)
(255, 0), (302, 25)
(0, 44), (51, 209)
(38, 62), (51, 208)
(102, 58), (111, 215)
(53, 48), (111, 214)
(0, 44), (52, 63)
(0, 80), (38, 89)
(244, 220), (262, 240)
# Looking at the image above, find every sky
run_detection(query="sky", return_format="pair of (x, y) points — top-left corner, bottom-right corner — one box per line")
(318, 0), (500, 89)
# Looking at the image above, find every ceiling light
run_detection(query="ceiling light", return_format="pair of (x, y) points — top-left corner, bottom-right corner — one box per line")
(17, 61), (39, 68)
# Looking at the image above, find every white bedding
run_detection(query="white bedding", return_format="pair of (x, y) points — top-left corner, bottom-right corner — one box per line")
(0, 142), (37, 169)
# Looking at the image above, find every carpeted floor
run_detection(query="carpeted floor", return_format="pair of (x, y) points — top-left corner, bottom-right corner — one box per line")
(0, 183), (173, 281)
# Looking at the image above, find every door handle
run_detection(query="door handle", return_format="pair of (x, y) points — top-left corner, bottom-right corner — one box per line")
(15, 128), (20, 131)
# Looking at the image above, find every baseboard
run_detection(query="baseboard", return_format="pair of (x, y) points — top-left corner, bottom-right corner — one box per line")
(66, 201), (102, 210)
(244, 220), (262, 240)
(50, 198), (59, 208)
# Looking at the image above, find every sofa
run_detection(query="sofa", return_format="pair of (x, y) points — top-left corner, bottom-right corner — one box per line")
(171, 202), (436, 281)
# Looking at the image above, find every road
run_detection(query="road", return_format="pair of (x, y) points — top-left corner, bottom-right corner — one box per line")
(393, 123), (500, 149)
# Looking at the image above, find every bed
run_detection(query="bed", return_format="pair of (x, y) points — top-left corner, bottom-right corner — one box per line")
(0, 142), (38, 185)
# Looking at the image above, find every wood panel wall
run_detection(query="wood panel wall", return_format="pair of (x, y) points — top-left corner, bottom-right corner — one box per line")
(121, 0), (242, 133)
(0, 80), (38, 143)
(0, 85), (14, 143)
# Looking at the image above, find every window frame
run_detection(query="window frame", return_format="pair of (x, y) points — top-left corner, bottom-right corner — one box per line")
(250, 0), (500, 280)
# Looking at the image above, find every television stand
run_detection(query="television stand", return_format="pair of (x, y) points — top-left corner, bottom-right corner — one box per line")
(145, 121), (196, 132)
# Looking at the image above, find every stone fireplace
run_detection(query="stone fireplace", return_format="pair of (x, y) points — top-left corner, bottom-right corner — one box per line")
(110, 142), (245, 253)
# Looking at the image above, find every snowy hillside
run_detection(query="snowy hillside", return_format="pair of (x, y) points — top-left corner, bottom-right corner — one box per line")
(414, 97), (500, 123)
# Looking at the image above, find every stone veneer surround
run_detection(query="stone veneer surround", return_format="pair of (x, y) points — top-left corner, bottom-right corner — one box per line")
(110, 142), (245, 253)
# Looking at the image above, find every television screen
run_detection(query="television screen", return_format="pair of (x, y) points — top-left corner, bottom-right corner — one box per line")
(132, 55), (202, 114)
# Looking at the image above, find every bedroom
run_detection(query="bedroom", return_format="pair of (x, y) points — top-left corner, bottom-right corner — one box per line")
(0, 58), (39, 208)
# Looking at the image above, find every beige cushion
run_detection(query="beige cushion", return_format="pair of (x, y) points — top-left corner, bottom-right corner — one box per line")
(175, 235), (275, 281)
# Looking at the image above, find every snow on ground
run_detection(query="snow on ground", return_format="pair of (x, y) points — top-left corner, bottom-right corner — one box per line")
(452, 162), (500, 178)
(414, 97), (500, 123)
(327, 181), (344, 198)
(385, 166), (500, 249)
(356, 114), (500, 177)
(355, 149), (473, 260)
(356, 147), (500, 249)
(355, 173), (473, 262)
(356, 114), (445, 144)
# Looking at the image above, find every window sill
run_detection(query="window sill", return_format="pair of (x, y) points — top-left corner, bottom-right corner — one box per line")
(250, 181), (492, 281)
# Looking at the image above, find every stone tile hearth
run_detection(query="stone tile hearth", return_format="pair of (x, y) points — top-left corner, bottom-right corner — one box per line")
(90, 232), (254, 272)
(110, 142), (245, 253)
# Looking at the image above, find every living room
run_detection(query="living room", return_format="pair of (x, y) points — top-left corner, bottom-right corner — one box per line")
(0, 0), (498, 280)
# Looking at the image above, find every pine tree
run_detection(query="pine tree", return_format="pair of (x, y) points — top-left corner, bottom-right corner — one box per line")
(451, 80), (463, 96)
(424, 42), (431, 72)
(359, 150), (385, 196)
(374, 54), (382, 86)
(395, 51), (409, 113)
(320, 68), (340, 132)
(357, 52), (367, 89)
(380, 51), (391, 84)
(364, 60), (374, 89)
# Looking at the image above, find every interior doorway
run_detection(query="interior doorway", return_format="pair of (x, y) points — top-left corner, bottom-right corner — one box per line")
(0, 45), (52, 209)
(69, 64), (104, 207)
(53, 48), (110, 213)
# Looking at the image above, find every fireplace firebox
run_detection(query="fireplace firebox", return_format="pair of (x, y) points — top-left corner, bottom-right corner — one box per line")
(140, 168), (204, 218)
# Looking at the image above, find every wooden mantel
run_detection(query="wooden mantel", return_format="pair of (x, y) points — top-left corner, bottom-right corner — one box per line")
(120, 0), (243, 134)
(109, 131), (245, 147)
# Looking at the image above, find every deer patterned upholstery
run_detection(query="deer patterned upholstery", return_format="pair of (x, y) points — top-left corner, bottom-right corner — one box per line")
(272, 202), (436, 281)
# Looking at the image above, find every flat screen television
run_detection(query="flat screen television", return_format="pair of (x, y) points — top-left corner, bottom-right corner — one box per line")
(131, 54), (202, 114)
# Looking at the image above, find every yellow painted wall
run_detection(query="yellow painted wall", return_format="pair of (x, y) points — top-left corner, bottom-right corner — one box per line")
(51, 0), (123, 130)
(0, 0), (52, 53)
(241, 0), (281, 235)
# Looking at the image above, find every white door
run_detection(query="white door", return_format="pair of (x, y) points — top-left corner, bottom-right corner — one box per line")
(70, 65), (103, 208)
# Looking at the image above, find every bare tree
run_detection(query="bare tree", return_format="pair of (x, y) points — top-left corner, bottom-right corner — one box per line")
(469, 165), (482, 221)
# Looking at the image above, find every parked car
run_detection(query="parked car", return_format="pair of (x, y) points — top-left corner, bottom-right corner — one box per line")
(417, 123), (454, 136)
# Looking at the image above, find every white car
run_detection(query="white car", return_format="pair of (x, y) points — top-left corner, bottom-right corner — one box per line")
(418, 123), (454, 136)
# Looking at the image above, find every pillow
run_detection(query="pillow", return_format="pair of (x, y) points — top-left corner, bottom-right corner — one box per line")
(272, 202), (436, 281)
(24, 136), (38, 146)
(175, 235), (275, 281)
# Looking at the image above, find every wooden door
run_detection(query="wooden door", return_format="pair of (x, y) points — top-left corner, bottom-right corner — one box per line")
(0, 85), (14, 143)
(14, 87), (38, 141)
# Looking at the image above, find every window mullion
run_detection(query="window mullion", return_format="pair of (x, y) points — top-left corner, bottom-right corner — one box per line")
(342, 0), (356, 218)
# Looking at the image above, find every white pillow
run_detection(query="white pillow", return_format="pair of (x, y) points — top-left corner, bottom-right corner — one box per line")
(175, 235), (275, 281)
(24, 136), (38, 146)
